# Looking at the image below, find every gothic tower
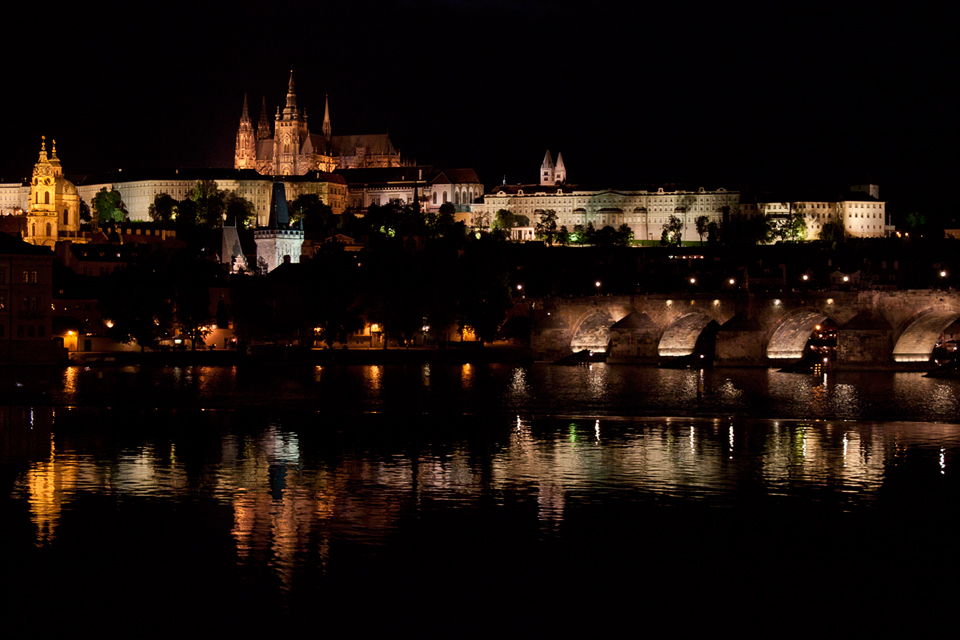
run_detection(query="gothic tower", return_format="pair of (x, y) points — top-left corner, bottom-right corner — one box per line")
(274, 71), (305, 176)
(254, 182), (304, 272)
(234, 94), (257, 170)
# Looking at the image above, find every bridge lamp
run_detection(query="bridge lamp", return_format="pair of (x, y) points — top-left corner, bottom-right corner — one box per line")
(728, 278), (735, 286)
(773, 299), (781, 306)
(595, 281), (601, 289)
(843, 275), (850, 282)
(827, 298), (834, 305)
(689, 277), (697, 285)
(940, 270), (948, 278)
(802, 274), (809, 281)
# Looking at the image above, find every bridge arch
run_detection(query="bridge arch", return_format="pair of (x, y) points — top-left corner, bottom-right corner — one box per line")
(766, 309), (836, 360)
(570, 307), (617, 352)
(893, 306), (960, 363)
(658, 311), (715, 357)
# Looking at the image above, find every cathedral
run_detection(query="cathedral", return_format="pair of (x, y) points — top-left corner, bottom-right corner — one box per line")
(235, 72), (408, 176)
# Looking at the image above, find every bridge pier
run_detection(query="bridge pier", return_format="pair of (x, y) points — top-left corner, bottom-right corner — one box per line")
(714, 316), (767, 366)
(835, 311), (894, 369)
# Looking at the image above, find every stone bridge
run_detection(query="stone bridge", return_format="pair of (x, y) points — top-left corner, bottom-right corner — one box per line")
(529, 290), (960, 368)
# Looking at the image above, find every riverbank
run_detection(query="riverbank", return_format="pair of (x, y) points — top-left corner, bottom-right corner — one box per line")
(66, 343), (536, 367)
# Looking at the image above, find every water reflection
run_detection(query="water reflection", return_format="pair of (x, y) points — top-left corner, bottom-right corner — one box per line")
(1, 404), (957, 638)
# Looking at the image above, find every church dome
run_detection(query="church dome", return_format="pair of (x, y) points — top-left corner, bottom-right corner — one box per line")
(55, 176), (77, 196)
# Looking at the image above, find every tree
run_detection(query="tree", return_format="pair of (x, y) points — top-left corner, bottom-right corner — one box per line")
(557, 225), (570, 246)
(695, 215), (710, 244)
(768, 212), (807, 243)
(535, 209), (558, 244)
(174, 198), (199, 226)
(493, 209), (515, 230)
(616, 223), (634, 246)
(224, 192), (255, 228)
(289, 193), (332, 233)
(148, 193), (177, 222)
(661, 214), (684, 246)
(79, 198), (92, 222)
(92, 187), (127, 224)
(169, 253), (220, 350)
(706, 221), (720, 245)
(819, 222), (845, 247)
(99, 255), (174, 352)
(722, 215), (770, 246)
(471, 209), (490, 233)
(431, 202), (457, 238)
(192, 180), (226, 227)
(571, 224), (586, 244)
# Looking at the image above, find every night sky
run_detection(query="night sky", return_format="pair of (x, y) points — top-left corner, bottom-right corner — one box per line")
(3, 1), (953, 220)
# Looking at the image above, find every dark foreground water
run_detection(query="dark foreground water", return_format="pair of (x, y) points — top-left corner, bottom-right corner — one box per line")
(2, 364), (959, 636)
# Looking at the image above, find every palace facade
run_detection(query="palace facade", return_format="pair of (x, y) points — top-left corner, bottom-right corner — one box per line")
(471, 152), (889, 242)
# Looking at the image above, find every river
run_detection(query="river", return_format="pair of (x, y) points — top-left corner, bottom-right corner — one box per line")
(1, 364), (958, 636)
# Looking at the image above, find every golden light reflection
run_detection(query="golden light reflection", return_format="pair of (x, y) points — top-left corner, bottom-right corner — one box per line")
(64, 366), (79, 397)
(365, 365), (382, 393)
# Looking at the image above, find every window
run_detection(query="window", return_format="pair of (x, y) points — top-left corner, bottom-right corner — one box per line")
(22, 271), (29, 283)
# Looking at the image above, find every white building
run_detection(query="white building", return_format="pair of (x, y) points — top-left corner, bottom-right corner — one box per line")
(474, 151), (889, 243)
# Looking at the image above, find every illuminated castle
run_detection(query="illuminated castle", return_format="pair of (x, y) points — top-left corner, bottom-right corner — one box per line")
(235, 72), (408, 176)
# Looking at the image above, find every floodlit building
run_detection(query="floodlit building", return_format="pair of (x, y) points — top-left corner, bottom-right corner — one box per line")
(254, 182), (304, 273)
(474, 152), (889, 242)
(22, 137), (81, 247)
(235, 72), (409, 176)
(474, 152), (735, 243)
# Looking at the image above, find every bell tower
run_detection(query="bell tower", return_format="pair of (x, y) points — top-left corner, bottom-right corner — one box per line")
(26, 136), (59, 247)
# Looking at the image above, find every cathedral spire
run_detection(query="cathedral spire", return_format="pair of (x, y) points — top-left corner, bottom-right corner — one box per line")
(38, 136), (48, 163)
(257, 96), (271, 139)
(283, 70), (298, 118)
(322, 94), (332, 140)
(240, 93), (251, 123)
